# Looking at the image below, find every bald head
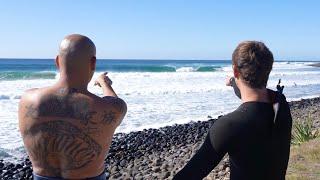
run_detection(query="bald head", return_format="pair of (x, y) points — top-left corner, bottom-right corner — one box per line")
(59, 34), (96, 60)
(56, 34), (97, 84)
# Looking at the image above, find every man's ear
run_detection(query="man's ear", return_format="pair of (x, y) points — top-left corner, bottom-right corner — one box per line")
(233, 65), (240, 79)
(90, 56), (96, 71)
(55, 55), (60, 70)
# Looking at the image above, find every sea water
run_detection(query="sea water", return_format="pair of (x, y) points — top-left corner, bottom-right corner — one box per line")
(0, 59), (320, 160)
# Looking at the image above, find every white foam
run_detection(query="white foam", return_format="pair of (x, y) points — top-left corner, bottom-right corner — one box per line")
(176, 67), (195, 72)
(0, 61), (320, 157)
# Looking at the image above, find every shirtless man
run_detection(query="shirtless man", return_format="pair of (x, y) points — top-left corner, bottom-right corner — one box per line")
(18, 34), (127, 179)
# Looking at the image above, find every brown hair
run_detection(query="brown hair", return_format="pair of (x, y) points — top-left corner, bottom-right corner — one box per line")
(232, 41), (274, 88)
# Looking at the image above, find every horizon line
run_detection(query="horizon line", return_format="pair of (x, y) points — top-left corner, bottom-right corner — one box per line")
(0, 58), (319, 62)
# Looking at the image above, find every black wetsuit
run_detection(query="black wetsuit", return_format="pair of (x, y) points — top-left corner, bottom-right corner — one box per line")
(174, 91), (292, 180)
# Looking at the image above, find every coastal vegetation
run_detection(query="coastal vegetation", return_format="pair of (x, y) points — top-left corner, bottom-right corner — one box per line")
(292, 114), (319, 145)
(287, 114), (320, 180)
(287, 137), (320, 180)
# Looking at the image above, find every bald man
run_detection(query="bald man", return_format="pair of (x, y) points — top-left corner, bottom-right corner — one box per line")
(18, 34), (127, 180)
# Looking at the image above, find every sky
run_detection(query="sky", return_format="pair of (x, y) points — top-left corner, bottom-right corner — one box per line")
(0, 0), (319, 60)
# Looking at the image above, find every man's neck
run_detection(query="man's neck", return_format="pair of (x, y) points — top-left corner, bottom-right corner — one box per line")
(239, 84), (270, 103)
(56, 75), (88, 92)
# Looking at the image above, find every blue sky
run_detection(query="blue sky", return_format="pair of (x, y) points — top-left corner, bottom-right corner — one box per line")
(0, 0), (319, 60)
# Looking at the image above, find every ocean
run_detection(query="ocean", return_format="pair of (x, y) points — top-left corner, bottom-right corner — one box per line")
(0, 59), (320, 161)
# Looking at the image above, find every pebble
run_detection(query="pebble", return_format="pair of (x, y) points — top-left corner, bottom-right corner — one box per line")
(119, 159), (127, 167)
(152, 166), (161, 173)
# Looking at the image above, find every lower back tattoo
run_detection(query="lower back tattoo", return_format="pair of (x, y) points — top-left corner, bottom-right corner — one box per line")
(25, 120), (102, 175)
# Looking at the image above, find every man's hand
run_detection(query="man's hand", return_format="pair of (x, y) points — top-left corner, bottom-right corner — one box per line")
(225, 76), (233, 86)
(94, 72), (112, 87)
(94, 72), (117, 97)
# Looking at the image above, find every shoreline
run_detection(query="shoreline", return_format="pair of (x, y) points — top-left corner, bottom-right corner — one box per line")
(1, 96), (320, 179)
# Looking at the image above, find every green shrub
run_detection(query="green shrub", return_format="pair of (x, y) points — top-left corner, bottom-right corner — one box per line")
(292, 115), (319, 145)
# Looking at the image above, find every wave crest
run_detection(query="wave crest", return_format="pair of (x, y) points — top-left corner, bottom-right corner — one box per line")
(0, 71), (57, 81)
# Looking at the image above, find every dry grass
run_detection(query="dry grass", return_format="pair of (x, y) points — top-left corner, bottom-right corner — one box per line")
(286, 137), (320, 180)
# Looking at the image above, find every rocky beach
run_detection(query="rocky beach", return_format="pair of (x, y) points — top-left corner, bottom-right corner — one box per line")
(1, 97), (320, 180)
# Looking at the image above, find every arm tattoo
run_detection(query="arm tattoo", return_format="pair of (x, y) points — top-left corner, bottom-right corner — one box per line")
(102, 96), (127, 114)
(25, 120), (102, 175)
(114, 99), (127, 115)
(25, 105), (38, 118)
(101, 110), (116, 124)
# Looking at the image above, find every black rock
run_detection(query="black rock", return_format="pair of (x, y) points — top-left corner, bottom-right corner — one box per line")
(119, 159), (127, 167)
(14, 164), (23, 169)
(2, 169), (13, 176)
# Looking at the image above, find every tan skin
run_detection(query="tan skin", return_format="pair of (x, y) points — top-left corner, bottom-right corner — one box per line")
(226, 65), (270, 103)
(18, 34), (127, 179)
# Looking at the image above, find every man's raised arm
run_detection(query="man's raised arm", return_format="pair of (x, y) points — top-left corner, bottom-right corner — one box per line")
(94, 72), (127, 126)
(95, 72), (118, 97)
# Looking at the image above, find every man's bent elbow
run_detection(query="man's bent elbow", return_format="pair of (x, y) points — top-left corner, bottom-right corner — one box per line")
(101, 96), (127, 126)
(113, 98), (127, 127)
(116, 98), (127, 116)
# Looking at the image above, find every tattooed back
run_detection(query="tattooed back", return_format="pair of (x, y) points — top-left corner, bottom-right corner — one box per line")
(18, 86), (127, 178)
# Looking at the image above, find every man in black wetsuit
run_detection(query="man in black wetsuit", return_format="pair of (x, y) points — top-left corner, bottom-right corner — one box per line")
(174, 41), (292, 180)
